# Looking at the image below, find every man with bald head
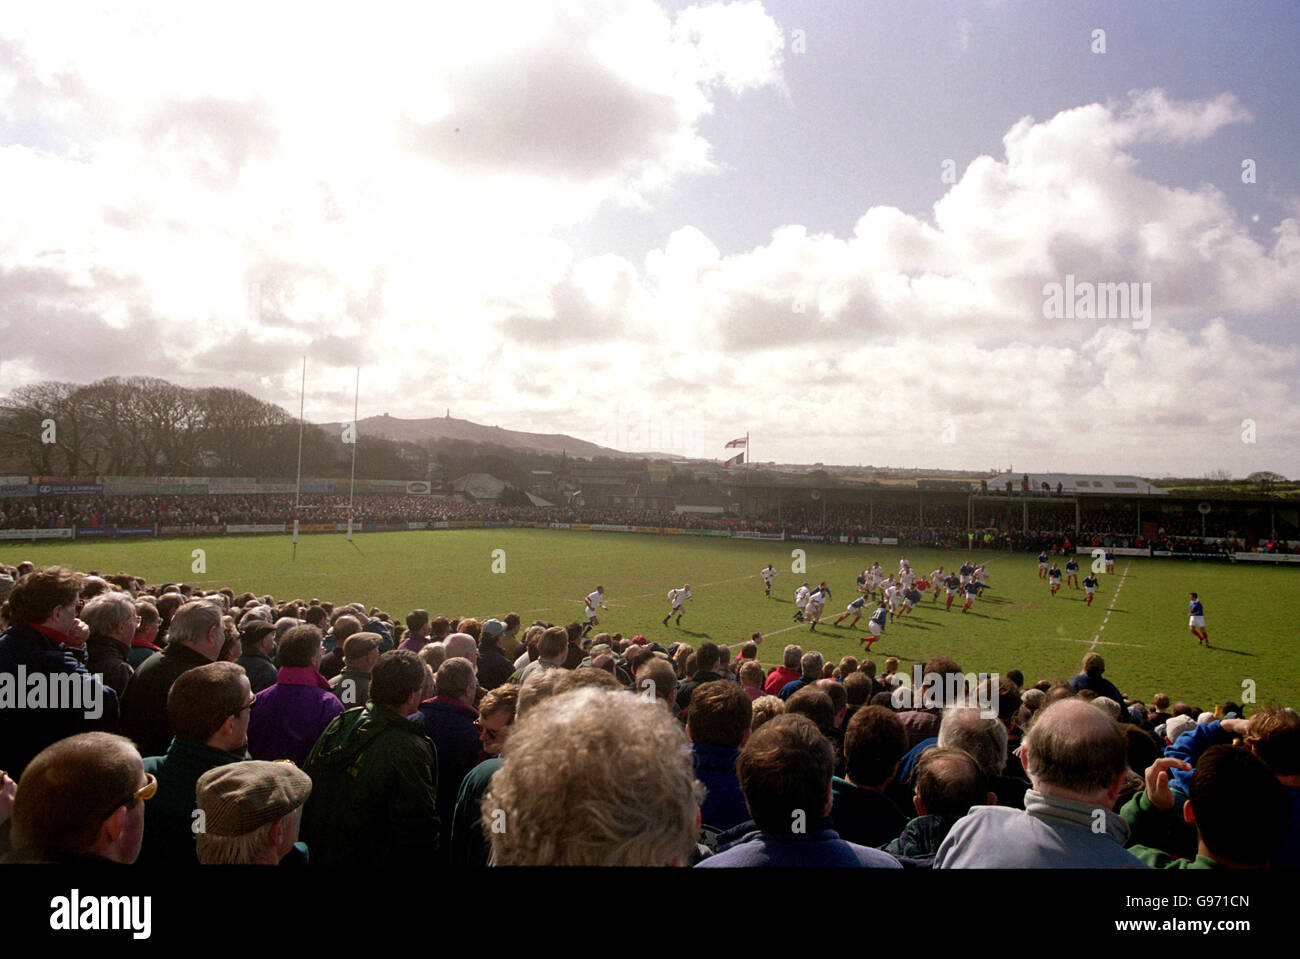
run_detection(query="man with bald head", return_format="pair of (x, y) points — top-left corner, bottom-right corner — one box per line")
(442, 632), (486, 706)
(4, 732), (150, 864)
(934, 699), (1148, 868)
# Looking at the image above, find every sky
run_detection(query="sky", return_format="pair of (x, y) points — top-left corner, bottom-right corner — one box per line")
(1, 0), (1298, 477)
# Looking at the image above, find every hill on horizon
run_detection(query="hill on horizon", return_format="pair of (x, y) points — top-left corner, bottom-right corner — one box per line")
(320, 413), (681, 461)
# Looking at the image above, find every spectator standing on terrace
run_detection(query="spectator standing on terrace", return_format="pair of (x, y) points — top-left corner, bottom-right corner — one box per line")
(195, 760), (312, 865)
(138, 662), (252, 865)
(884, 747), (995, 868)
(1, 567), (119, 780)
(318, 614), (362, 681)
(448, 681), (529, 867)
(483, 686), (700, 866)
(399, 609), (431, 652)
(247, 625), (343, 766)
(516, 626), (569, 684)
(934, 699), (1146, 868)
(764, 645), (802, 696)
(127, 600), (162, 668)
(697, 714), (901, 869)
(779, 650), (824, 701)
(328, 632), (382, 708)
(235, 619), (279, 693)
(739, 661), (767, 701)
(81, 590), (139, 699)
(688, 681), (752, 832)
(830, 705), (909, 847)
(476, 618), (515, 691)
(3, 732), (150, 864)
(1122, 747), (1290, 869)
(417, 656), (482, 862)
(1069, 652), (1125, 706)
(676, 642), (726, 719)
(123, 599), (225, 759)
(302, 650), (439, 867)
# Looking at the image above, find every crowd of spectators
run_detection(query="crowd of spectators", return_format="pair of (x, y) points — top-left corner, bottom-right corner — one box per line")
(1, 491), (1291, 554)
(1, 561), (1296, 869)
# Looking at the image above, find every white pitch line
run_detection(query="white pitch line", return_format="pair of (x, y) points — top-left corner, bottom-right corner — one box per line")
(1089, 560), (1131, 650)
(1055, 637), (1147, 649)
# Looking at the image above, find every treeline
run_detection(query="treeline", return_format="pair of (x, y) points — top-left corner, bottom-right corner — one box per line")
(0, 377), (669, 485)
(0, 378), (416, 479)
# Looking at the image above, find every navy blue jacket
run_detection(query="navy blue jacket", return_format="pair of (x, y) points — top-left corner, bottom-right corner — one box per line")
(0, 623), (120, 778)
(693, 743), (749, 832)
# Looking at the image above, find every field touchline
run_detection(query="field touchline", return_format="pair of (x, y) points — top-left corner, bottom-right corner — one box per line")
(1089, 560), (1131, 651)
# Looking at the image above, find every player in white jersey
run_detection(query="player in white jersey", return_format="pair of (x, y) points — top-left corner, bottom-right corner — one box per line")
(929, 566), (945, 601)
(883, 580), (902, 621)
(805, 589), (826, 632)
(760, 564), (778, 597)
(793, 582), (811, 622)
(662, 584), (692, 626)
(582, 586), (608, 636)
(863, 568), (881, 599)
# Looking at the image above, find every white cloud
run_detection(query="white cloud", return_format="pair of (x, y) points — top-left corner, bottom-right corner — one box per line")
(1, 1), (1296, 479)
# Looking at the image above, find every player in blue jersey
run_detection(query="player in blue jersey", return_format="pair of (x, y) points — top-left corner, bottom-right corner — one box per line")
(1188, 592), (1209, 647)
(960, 579), (980, 614)
(944, 572), (961, 611)
(1037, 551), (1049, 578)
(1064, 557), (1080, 589)
(1105, 549), (1115, 574)
(959, 560), (975, 586)
(1082, 573), (1099, 606)
(835, 595), (868, 628)
(859, 601), (888, 652)
(1048, 564), (1062, 597)
(896, 584), (917, 620)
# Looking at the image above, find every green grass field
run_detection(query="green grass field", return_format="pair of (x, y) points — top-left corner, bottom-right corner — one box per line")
(7, 530), (1297, 710)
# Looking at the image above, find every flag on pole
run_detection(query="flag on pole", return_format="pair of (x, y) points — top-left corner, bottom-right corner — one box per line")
(724, 437), (747, 448)
(723, 452), (744, 467)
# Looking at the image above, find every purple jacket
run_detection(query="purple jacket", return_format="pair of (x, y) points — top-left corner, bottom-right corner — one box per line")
(248, 666), (344, 766)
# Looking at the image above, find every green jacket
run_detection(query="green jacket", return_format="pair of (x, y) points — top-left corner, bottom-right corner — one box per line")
(139, 738), (246, 865)
(1128, 846), (1221, 869)
(301, 705), (440, 867)
(1120, 790), (1198, 861)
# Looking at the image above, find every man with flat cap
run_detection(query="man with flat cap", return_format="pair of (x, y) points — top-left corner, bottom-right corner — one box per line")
(195, 760), (312, 865)
(235, 619), (279, 693)
(329, 632), (382, 708)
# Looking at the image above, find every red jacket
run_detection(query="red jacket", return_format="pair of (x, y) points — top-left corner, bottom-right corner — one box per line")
(763, 665), (800, 697)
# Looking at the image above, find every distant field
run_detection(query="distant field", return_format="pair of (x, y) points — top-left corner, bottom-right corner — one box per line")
(6, 530), (1297, 710)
